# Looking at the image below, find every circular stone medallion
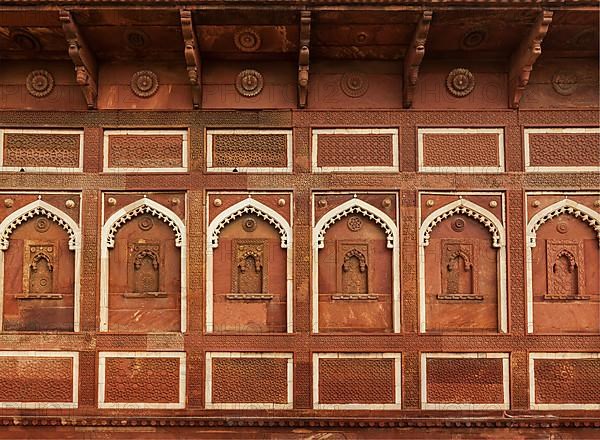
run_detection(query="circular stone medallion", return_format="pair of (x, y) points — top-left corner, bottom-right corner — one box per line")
(235, 69), (264, 97)
(446, 68), (475, 97)
(242, 217), (257, 232)
(26, 70), (54, 98)
(451, 218), (466, 232)
(138, 215), (154, 231)
(340, 73), (369, 98)
(35, 217), (50, 233)
(234, 28), (261, 52)
(131, 70), (159, 98)
(347, 216), (363, 232)
(551, 71), (577, 96)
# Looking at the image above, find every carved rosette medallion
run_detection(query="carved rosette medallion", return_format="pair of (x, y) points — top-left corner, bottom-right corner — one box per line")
(124, 29), (149, 50)
(242, 217), (257, 232)
(347, 216), (363, 232)
(451, 218), (465, 233)
(234, 28), (261, 52)
(138, 215), (154, 231)
(340, 73), (369, 98)
(551, 71), (577, 96)
(461, 28), (487, 50)
(556, 222), (569, 234)
(11, 29), (41, 51)
(235, 69), (264, 97)
(446, 68), (475, 97)
(131, 70), (159, 98)
(26, 70), (55, 98)
(35, 217), (51, 233)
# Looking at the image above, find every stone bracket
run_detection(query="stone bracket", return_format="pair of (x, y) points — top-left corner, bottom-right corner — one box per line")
(298, 10), (311, 108)
(59, 10), (98, 109)
(180, 9), (202, 109)
(403, 10), (432, 109)
(508, 10), (553, 109)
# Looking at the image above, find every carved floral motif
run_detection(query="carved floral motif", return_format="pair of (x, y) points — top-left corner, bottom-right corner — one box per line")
(552, 71), (578, 96)
(234, 28), (261, 52)
(235, 69), (264, 97)
(340, 73), (369, 98)
(26, 70), (54, 98)
(131, 70), (159, 98)
(446, 68), (475, 97)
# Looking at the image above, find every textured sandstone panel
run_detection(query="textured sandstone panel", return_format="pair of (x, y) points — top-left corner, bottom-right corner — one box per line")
(318, 358), (395, 404)
(2, 132), (81, 169)
(316, 132), (395, 168)
(211, 358), (288, 404)
(527, 130), (600, 168)
(421, 132), (500, 168)
(534, 358), (600, 405)
(107, 133), (184, 169)
(426, 358), (505, 404)
(211, 132), (288, 168)
(0, 356), (73, 403)
(103, 357), (181, 404)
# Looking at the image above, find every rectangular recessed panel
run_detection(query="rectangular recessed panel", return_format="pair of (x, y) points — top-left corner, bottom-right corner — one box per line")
(525, 128), (600, 171)
(212, 133), (288, 168)
(1, 130), (82, 171)
(211, 357), (289, 404)
(318, 358), (395, 405)
(106, 132), (185, 170)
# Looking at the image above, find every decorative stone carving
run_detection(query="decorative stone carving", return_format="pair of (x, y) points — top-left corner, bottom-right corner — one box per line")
(131, 70), (159, 98)
(213, 198), (222, 207)
(235, 69), (263, 97)
(228, 240), (272, 300)
(318, 199), (327, 208)
(489, 200), (498, 208)
(341, 246), (368, 294)
(34, 217), (50, 233)
(556, 222), (568, 234)
(10, 29), (41, 51)
(107, 197), (117, 206)
(277, 198), (286, 207)
(242, 217), (257, 232)
(124, 29), (149, 50)
(65, 199), (76, 209)
(137, 215), (154, 231)
(528, 201), (600, 247)
(347, 216), (363, 232)
(382, 198), (392, 209)
(234, 28), (261, 52)
(4, 199), (14, 208)
(437, 240), (482, 301)
(446, 68), (475, 97)
(18, 241), (62, 300)
(125, 242), (165, 298)
(26, 70), (55, 98)
(451, 218), (465, 233)
(426, 199), (435, 207)
(544, 240), (588, 301)
(461, 28), (488, 50)
(552, 71), (577, 96)
(340, 73), (369, 98)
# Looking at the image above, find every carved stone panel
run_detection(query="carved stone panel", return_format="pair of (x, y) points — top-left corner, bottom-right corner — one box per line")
(21, 241), (61, 300)
(125, 241), (165, 298)
(545, 240), (587, 300)
(438, 240), (482, 301)
(229, 239), (271, 300)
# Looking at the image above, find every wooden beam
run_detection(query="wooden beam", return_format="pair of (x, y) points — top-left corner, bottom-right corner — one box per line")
(403, 10), (432, 109)
(298, 10), (311, 108)
(508, 10), (553, 109)
(180, 9), (202, 109)
(59, 10), (97, 109)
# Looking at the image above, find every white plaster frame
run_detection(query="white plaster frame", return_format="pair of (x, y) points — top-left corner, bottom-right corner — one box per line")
(524, 128), (600, 173)
(418, 195), (507, 333)
(205, 352), (293, 410)
(0, 198), (82, 332)
(312, 196), (400, 333)
(206, 129), (293, 173)
(529, 352), (600, 410)
(311, 128), (399, 173)
(98, 351), (186, 409)
(100, 196), (187, 332)
(421, 352), (510, 410)
(0, 129), (84, 173)
(417, 128), (505, 173)
(0, 351), (79, 409)
(103, 129), (189, 173)
(312, 352), (402, 410)
(206, 196), (293, 333)
(525, 196), (600, 333)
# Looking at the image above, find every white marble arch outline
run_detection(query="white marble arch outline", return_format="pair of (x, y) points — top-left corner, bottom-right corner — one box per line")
(206, 197), (293, 333)
(418, 198), (507, 333)
(100, 197), (187, 332)
(0, 199), (81, 332)
(312, 197), (400, 333)
(525, 198), (600, 333)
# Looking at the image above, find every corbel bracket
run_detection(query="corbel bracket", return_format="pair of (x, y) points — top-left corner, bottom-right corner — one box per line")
(508, 10), (553, 109)
(59, 10), (98, 109)
(403, 10), (432, 109)
(298, 10), (311, 108)
(180, 9), (202, 109)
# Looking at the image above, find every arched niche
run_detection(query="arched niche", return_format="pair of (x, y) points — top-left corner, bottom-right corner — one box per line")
(419, 199), (507, 333)
(100, 198), (186, 333)
(0, 199), (81, 332)
(206, 198), (292, 333)
(312, 198), (399, 333)
(526, 199), (600, 334)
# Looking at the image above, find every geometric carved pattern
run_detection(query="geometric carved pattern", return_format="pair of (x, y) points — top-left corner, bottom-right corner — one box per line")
(2, 132), (81, 169)
(107, 134), (184, 168)
(212, 133), (288, 168)
(316, 133), (394, 168)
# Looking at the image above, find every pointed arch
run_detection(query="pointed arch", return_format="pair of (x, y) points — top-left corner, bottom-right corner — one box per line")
(526, 198), (600, 248)
(103, 198), (184, 249)
(207, 198), (291, 249)
(420, 198), (505, 248)
(314, 198), (398, 249)
(0, 199), (80, 250)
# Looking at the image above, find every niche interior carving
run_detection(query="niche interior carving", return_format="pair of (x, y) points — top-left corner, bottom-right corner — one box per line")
(19, 241), (62, 300)
(333, 242), (376, 301)
(228, 239), (272, 300)
(545, 240), (587, 301)
(437, 240), (482, 301)
(124, 241), (165, 298)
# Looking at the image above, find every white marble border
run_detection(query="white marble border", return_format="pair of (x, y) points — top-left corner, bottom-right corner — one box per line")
(205, 194), (293, 333)
(417, 128), (505, 173)
(0, 129), (84, 173)
(529, 352), (600, 410)
(524, 128), (600, 173)
(103, 129), (189, 173)
(0, 197), (82, 332)
(524, 193), (600, 333)
(311, 194), (400, 333)
(421, 352), (510, 410)
(98, 351), (186, 409)
(313, 352), (402, 410)
(0, 351), (79, 409)
(206, 129), (293, 173)
(417, 192), (507, 333)
(100, 195), (187, 332)
(312, 128), (399, 173)
(205, 352), (293, 409)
